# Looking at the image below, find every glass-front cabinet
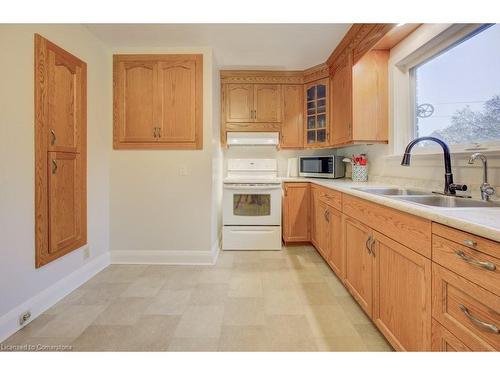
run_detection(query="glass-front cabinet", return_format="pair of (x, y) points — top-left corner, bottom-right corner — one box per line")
(304, 78), (329, 147)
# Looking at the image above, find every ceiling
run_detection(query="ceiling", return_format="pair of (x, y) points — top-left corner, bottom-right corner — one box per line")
(85, 24), (351, 70)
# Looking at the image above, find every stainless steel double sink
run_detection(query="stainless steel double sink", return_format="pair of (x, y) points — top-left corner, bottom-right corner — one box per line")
(353, 187), (500, 208)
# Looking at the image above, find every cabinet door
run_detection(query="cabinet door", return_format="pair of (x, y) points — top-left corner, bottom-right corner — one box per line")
(283, 183), (310, 242)
(281, 85), (303, 148)
(344, 216), (373, 317)
(48, 152), (85, 256)
(225, 84), (254, 122)
(158, 58), (201, 147)
(310, 186), (320, 247)
(304, 79), (329, 147)
(316, 201), (330, 259)
(330, 51), (353, 146)
(115, 61), (158, 143)
(254, 84), (281, 122)
(373, 231), (432, 351)
(352, 50), (388, 143)
(326, 208), (344, 279)
(47, 46), (84, 153)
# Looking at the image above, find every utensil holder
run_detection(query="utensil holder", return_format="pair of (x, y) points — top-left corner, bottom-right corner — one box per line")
(352, 165), (368, 182)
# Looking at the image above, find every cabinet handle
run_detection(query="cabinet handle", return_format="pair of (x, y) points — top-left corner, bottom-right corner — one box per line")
(370, 238), (376, 256)
(455, 250), (496, 271)
(50, 129), (56, 145)
(157, 127), (161, 138)
(153, 127), (157, 138)
(459, 305), (499, 334)
(365, 235), (373, 255)
(51, 159), (58, 174)
(324, 210), (330, 223)
(463, 239), (477, 248)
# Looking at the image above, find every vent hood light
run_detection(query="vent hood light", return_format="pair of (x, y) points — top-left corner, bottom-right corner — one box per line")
(227, 132), (279, 147)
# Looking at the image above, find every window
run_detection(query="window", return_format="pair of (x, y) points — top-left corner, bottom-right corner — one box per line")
(411, 24), (500, 149)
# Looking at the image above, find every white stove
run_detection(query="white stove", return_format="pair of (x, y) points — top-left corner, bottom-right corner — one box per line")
(222, 159), (282, 251)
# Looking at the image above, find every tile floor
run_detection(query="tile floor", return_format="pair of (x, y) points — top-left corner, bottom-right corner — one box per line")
(1, 245), (392, 352)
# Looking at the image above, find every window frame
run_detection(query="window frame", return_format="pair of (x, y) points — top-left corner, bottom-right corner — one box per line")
(391, 23), (500, 156)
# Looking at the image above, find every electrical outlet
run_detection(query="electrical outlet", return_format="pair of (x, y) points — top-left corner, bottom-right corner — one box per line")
(179, 166), (188, 176)
(83, 246), (90, 259)
(19, 311), (31, 326)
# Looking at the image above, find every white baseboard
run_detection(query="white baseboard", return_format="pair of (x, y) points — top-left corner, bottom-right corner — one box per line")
(111, 242), (220, 266)
(0, 252), (110, 343)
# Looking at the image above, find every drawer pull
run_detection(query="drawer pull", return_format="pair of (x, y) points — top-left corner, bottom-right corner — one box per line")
(455, 250), (496, 271)
(365, 235), (373, 255)
(463, 239), (478, 248)
(459, 305), (499, 334)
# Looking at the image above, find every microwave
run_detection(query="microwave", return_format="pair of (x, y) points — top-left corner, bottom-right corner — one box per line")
(298, 155), (345, 179)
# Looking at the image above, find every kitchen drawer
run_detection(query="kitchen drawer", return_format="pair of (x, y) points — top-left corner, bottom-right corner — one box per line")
(432, 264), (500, 351)
(317, 186), (342, 211)
(342, 194), (431, 258)
(431, 319), (471, 352)
(433, 223), (500, 259)
(433, 234), (500, 296)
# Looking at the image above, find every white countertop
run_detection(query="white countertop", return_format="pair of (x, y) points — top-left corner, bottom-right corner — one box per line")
(281, 177), (500, 243)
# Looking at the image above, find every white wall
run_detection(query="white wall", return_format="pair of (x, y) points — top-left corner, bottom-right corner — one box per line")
(0, 25), (111, 330)
(109, 47), (219, 264)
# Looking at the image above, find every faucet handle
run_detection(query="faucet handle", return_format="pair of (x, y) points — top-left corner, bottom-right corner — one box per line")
(483, 183), (496, 197)
(449, 183), (468, 193)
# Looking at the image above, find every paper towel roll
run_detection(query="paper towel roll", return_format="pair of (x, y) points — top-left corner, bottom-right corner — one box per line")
(287, 158), (298, 177)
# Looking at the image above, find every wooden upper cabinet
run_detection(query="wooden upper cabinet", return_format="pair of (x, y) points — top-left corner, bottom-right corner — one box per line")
(372, 231), (432, 351)
(352, 50), (388, 143)
(157, 59), (199, 144)
(254, 84), (281, 122)
(329, 49), (388, 147)
(283, 183), (310, 242)
(225, 84), (254, 123)
(281, 85), (304, 148)
(304, 79), (329, 147)
(113, 54), (203, 149)
(48, 151), (85, 255)
(330, 51), (353, 146)
(46, 42), (85, 153)
(224, 84), (281, 123)
(117, 61), (157, 143)
(35, 34), (87, 268)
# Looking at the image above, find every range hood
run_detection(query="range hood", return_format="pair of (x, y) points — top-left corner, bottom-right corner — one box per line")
(226, 132), (279, 147)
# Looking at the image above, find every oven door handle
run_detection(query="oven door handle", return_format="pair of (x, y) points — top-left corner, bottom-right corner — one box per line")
(224, 185), (282, 190)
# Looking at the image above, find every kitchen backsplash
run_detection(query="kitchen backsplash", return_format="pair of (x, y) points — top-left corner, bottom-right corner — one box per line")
(223, 143), (500, 201)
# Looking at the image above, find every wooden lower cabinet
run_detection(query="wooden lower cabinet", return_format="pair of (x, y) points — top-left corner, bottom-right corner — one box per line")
(372, 231), (432, 351)
(283, 183), (500, 352)
(432, 263), (500, 351)
(283, 183), (310, 242)
(315, 201), (330, 258)
(48, 152), (86, 257)
(326, 208), (343, 278)
(310, 185), (320, 247)
(343, 215), (373, 318)
(432, 320), (471, 352)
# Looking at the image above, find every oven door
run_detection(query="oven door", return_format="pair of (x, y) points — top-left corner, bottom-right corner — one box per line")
(223, 184), (282, 226)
